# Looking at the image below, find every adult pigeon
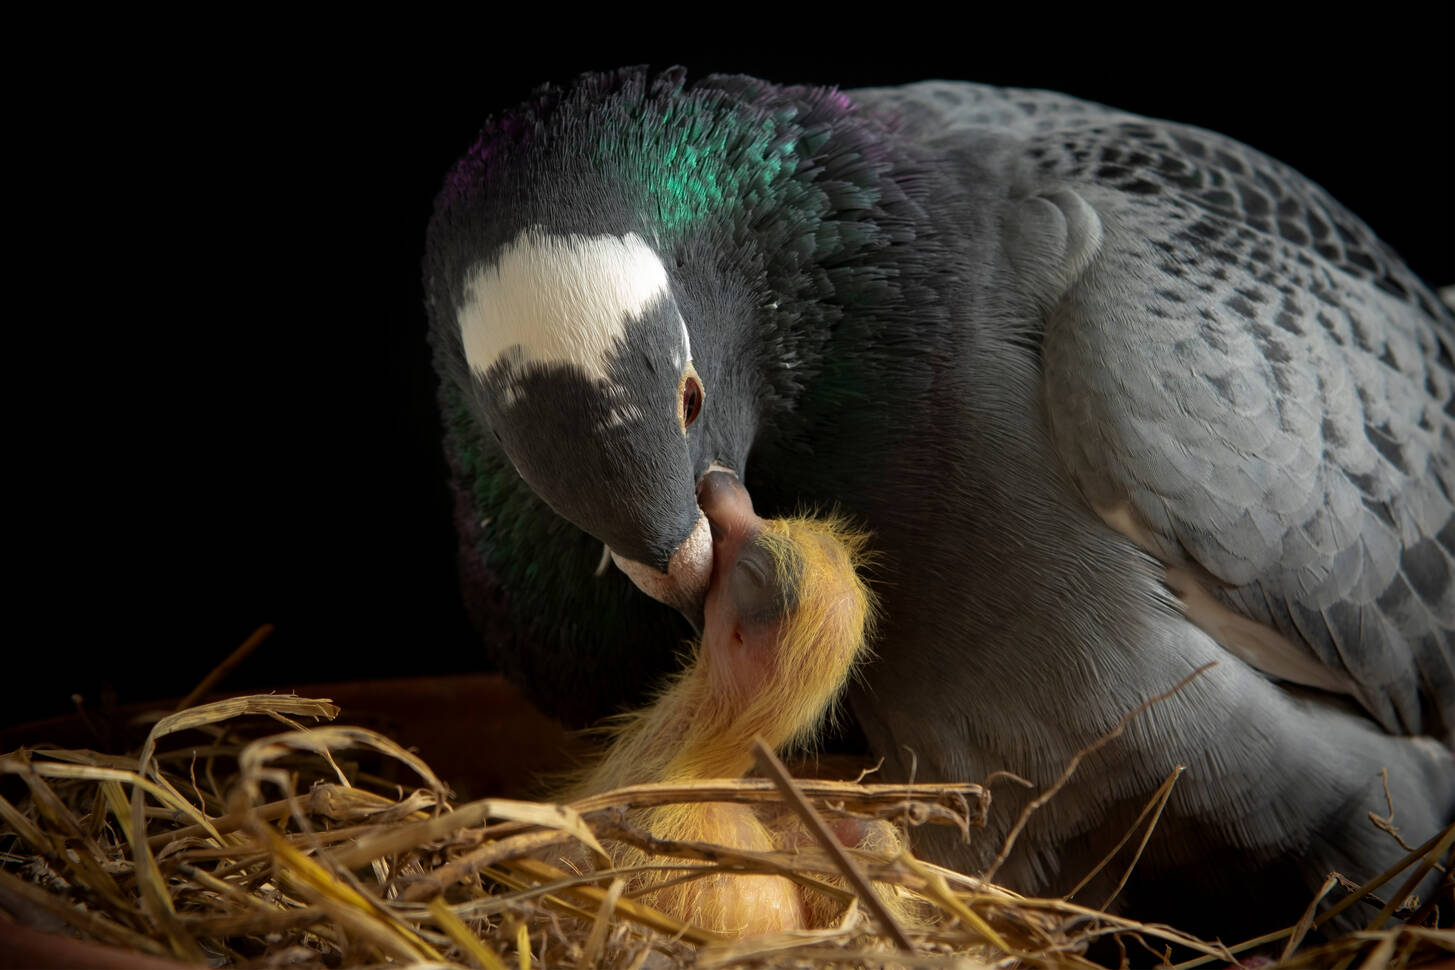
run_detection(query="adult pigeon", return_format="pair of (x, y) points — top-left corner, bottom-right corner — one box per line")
(424, 68), (1455, 937)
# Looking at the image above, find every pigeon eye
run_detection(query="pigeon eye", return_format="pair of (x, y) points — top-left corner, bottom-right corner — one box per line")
(679, 365), (705, 431)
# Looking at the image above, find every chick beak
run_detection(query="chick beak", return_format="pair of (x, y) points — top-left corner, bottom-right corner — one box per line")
(695, 469), (761, 548)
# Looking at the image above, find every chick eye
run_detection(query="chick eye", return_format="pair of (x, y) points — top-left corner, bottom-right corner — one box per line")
(730, 544), (782, 621)
(679, 364), (705, 431)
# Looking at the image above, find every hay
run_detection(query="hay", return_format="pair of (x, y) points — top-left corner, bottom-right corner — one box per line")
(1, 693), (1450, 968)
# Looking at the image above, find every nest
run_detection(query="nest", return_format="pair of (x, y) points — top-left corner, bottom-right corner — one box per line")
(1, 692), (1451, 969)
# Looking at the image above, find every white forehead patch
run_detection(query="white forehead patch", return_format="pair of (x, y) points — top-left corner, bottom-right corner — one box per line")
(458, 229), (672, 387)
(676, 317), (691, 371)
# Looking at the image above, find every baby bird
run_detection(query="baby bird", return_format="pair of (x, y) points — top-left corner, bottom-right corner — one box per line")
(568, 471), (902, 935)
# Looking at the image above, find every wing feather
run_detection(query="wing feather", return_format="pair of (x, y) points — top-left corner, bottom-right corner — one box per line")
(856, 82), (1455, 738)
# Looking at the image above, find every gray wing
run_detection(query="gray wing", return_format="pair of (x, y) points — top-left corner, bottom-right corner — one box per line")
(862, 82), (1455, 739)
(850, 80), (1141, 133)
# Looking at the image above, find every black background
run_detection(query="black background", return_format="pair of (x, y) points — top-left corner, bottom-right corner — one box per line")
(13, 22), (1452, 731)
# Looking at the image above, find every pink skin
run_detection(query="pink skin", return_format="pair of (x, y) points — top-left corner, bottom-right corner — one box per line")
(695, 471), (874, 853)
(696, 471), (782, 697)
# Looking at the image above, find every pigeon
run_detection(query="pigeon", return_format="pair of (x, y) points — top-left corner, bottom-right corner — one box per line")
(424, 67), (1455, 938)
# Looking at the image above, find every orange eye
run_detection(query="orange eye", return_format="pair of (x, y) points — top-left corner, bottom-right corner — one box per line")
(679, 365), (704, 431)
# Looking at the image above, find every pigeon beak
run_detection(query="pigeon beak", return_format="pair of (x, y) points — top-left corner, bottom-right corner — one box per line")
(609, 465), (747, 633)
(611, 513), (713, 632)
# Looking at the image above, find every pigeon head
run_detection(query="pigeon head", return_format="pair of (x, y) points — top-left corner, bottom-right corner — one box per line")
(426, 67), (927, 623)
(448, 226), (718, 619)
